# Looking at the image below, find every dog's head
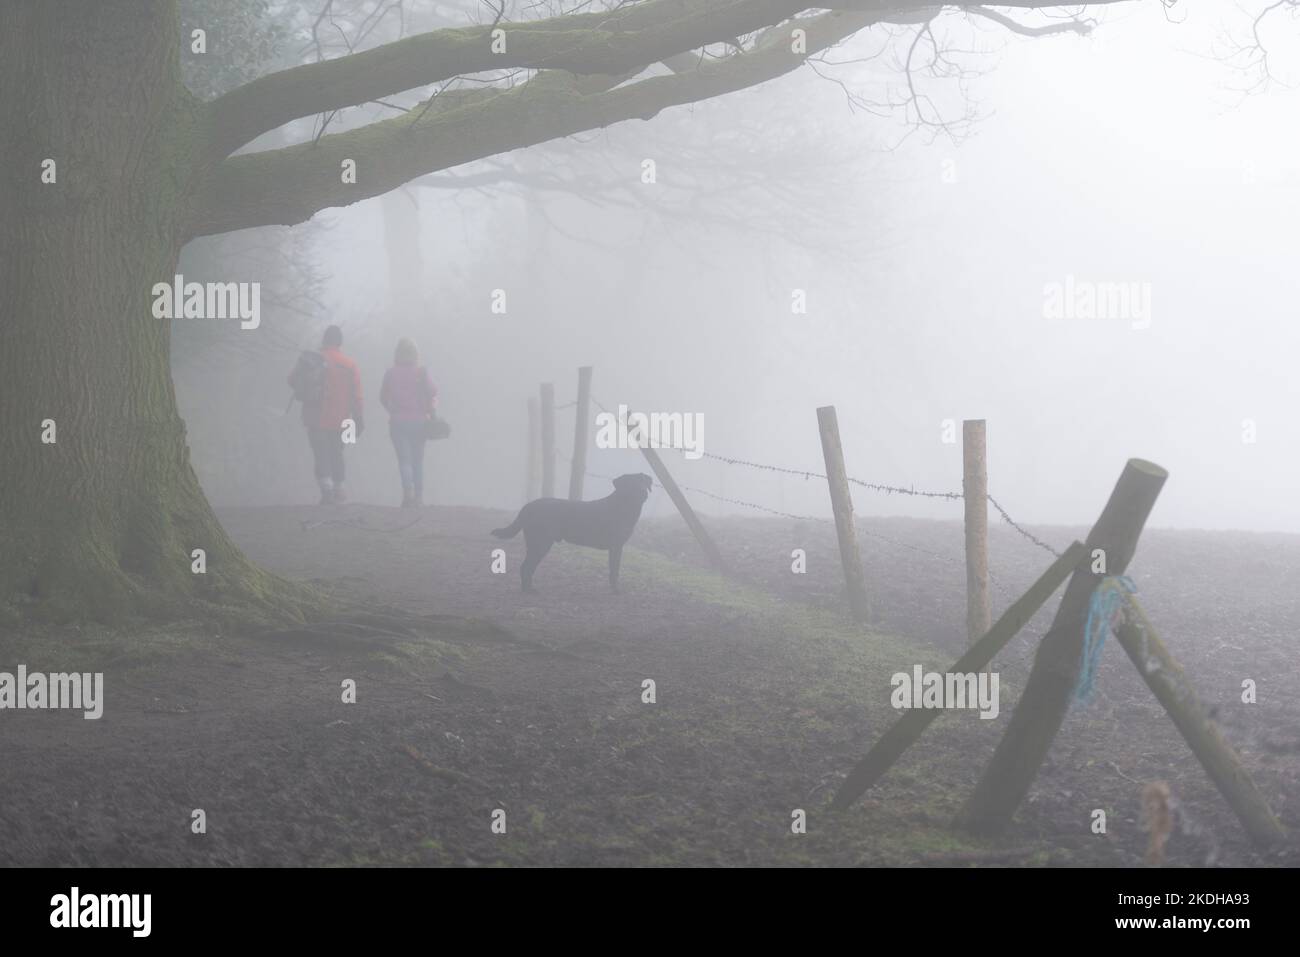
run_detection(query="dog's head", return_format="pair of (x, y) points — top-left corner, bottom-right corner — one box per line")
(612, 472), (654, 503)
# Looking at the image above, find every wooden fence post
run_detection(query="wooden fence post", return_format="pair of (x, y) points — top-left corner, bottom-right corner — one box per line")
(1114, 597), (1285, 847)
(832, 541), (1087, 811)
(526, 397), (540, 500)
(636, 440), (728, 574)
(540, 382), (555, 498)
(963, 419), (990, 643)
(956, 458), (1168, 835)
(816, 406), (869, 623)
(568, 366), (593, 501)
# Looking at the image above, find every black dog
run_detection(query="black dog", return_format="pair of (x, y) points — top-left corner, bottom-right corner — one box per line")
(491, 473), (653, 593)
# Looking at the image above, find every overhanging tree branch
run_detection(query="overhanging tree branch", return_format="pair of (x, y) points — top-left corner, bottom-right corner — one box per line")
(206, 0), (816, 157)
(194, 0), (1125, 234)
(205, 0), (1123, 158)
(192, 9), (891, 236)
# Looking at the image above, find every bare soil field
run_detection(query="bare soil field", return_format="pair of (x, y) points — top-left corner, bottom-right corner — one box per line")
(2, 504), (1297, 867)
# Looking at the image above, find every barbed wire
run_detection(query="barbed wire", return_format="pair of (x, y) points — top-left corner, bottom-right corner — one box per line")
(693, 450), (965, 501)
(554, 392), (1061, 557)
(695, 450), (825, 482)
(695, 448), (1048, 557)
(848, 476), (965, 501)
(668, 484), (829, 525)
(567, 456), (825, 524)
(564, 455), (1016, 599)
(987, 494), (1062, 558)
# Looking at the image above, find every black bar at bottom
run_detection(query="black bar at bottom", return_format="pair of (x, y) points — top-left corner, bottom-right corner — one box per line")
(0, 866), (1286, 944)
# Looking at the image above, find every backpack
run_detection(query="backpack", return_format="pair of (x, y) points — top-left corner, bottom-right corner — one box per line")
(289, 350), (327, 405)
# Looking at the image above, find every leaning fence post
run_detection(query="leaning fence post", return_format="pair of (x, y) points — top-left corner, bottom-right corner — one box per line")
(540, 382), (555, 498)
(832, 541), (1087, 811)
(1114, 598), (1285, 847)
(956, 458), (1168, 836)
(634, 435), (728, 575)
(526, 397), (540, 500)
(568, 366), (593, 501)
(963, 419), (990, 643)
(816, 406), (869, 623)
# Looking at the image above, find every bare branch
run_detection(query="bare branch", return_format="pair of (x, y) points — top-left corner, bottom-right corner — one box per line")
(966, 5), (1094, 37)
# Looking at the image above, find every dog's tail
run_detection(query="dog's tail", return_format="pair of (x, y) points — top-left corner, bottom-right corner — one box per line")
(491, 512), (523, 539)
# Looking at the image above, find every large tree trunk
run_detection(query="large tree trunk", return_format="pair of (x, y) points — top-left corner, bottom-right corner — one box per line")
(0, 2), (304, 621)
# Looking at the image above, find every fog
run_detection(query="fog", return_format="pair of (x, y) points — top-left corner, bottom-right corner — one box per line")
(11, 0), (1300, 881)
(173, 2), (1300, 537)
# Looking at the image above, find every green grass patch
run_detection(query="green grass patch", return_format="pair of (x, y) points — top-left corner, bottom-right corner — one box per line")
(0, 620), (222, 672)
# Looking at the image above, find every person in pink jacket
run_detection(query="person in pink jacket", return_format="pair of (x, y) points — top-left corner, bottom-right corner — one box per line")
(379, 338), (438, 506)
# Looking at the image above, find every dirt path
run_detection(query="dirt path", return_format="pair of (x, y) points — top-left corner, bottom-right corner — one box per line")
(2, 504), (1298, 867)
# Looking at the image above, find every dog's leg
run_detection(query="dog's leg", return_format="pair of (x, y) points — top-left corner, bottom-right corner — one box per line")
(608, 543), (623, 593)
(520, 536), (553, 593)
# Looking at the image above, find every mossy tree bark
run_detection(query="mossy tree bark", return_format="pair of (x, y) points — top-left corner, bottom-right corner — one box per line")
(0, 2), (300, 621)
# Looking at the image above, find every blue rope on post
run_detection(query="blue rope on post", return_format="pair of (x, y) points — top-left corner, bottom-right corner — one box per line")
(1075, 575), (1137, 701)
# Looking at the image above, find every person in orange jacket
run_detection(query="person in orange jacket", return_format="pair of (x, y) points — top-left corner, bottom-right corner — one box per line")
(288, 325), (363, 504)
